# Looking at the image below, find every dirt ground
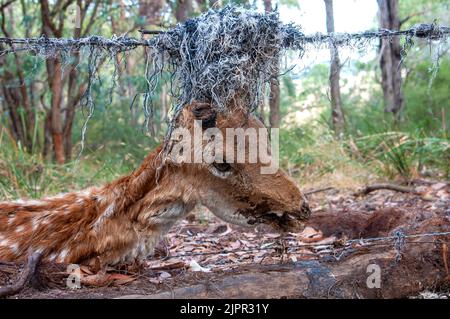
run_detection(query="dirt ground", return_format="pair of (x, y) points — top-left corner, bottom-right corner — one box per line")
(1, 180), (449, 299)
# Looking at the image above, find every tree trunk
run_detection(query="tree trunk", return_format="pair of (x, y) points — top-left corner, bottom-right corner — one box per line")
(48, 57), (65, 165)
(40, 0), (66, 164)
(139, 0), (165, 26)
(268, 72), (280, 128)
(324, 0), (345, 137)
(2, 84), (25, 143)
(0, 3), (34, 150)
(175, 0), (192, 23)
(43, 111), (53, 160)
(63, 21), (82, 161)
(377, 0), (404, 119)
(264, 0), (280, 129)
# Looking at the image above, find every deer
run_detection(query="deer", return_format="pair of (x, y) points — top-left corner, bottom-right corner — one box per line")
(0, 102), (311, 268)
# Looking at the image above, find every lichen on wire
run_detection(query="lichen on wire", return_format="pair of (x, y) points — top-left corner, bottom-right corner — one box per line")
(149, 7), (290, 114)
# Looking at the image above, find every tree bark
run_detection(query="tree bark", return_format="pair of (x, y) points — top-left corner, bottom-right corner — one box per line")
(264, 0), (280, 129)
(2, 84), (25, 143)
(40, 0), (66, 164)
(175, 0), (192, 23)
(63, 6), (84, 161)
(324, 0), (345, 137)
(138, 0), (165, 26)
(377, 0), (404, 119)
(0, 4), (34, 150)
(48, 57), (65, 165)
(268, 72), (280, 128)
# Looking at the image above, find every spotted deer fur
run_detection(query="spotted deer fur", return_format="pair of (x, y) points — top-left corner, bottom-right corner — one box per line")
(0, 103), (311, 266)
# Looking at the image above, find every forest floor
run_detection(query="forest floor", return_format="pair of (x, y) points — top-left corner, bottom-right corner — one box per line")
(1, 180), (449, 299)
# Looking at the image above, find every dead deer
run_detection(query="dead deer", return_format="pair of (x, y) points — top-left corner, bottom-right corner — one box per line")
(0, 102), (311, 267)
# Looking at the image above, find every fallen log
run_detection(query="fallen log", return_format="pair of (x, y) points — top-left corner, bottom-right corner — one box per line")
(119, 209), (449, 299)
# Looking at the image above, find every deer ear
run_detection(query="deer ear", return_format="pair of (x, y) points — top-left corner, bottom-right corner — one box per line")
(191, 102), (217, 129)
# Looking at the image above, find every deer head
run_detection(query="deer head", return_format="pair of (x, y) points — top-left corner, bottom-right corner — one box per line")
(163, 102), (311, 232)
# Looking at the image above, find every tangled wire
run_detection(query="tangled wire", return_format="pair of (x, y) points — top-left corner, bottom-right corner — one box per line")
(147, 7), (300, 117)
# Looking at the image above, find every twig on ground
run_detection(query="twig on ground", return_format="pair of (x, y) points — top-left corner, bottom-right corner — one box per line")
(354, 183), (419, 196)
(0, 252), (42, 298)
(304, 187), (336, 196)
(354, 183), (440, 202)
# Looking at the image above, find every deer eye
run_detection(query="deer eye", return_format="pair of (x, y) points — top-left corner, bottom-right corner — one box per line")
(212, 162), (232, 172)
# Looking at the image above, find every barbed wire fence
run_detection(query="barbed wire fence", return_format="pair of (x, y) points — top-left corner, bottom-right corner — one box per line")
(150, 230), (450, 269)
(0, 7), (449, 276)
(0, 6), (449, 153)
(1, 24), (448, 54)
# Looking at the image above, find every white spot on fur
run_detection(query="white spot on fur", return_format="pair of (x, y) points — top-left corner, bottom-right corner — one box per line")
(31, 218), (39, 231)
(48, 193), (66, 200)
(79, 189), (92, 197)
(57, 249), (68, 262)
(93, 203), (116, 231)
(0, 238), (9, 246)
(10, 243), (19, 254)
(26, 200), (45, 206)
(49, 253), (57, 261)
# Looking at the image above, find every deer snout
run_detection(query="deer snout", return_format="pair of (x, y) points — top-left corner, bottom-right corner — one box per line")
(255, 201), (311, 233)
(269, 199), (311, 233)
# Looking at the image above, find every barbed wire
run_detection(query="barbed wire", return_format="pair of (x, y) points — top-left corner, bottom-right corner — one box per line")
(296, 24), (450, 46)
(155, 230), (450, 262)
(0, 7), (449, 153)
(0, 24), (449, 57)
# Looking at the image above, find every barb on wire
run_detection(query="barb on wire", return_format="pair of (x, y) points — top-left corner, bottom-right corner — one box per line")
(157, 230), (450, 262)
(393, 230), (406, 261)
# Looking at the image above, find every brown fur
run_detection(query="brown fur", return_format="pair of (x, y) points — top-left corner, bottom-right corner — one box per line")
(0, 103), (310, 266)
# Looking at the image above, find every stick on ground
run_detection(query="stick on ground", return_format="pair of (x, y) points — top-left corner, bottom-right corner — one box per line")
(304, 186), (335, 196)
(0, 252), (42, 298)
(354, 183), (419, 196)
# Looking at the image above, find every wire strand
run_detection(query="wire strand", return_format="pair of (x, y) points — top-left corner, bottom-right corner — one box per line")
(156, 231), (450, 260)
